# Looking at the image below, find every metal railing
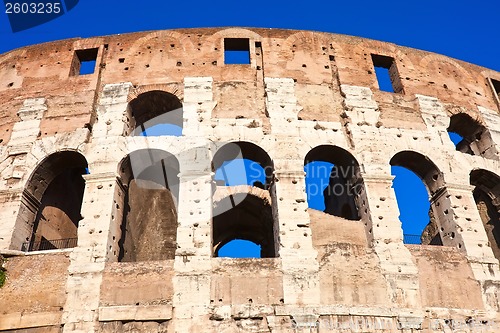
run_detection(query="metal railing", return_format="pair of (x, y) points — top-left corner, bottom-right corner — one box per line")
(21, 238), (77, 252)
(403, 234), (421, 245)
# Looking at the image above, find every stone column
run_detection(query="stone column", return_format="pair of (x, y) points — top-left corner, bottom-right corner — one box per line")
(264, 77), (320, 306)
(443, 183), (500, 312)
(362, 172), (420, 308)
(274, 159), (320, 306)
(479, 106), (500, 159)
(62, 82), (133, 332)
(62, 172), (121, 333)
(1, 98), (46, 250)
(171, 78), (215, 332)
(340, 84), (420, 308)
(0, 189), (25, 250)
(171, 167), (213, 333)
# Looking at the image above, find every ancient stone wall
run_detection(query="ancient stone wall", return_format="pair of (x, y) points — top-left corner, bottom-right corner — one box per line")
(1, 27), (500, 332)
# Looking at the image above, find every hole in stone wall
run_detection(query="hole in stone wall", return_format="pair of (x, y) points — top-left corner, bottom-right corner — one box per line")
(490, 78), (500, 99)
(447, 113), (493, 157)
(118, 149), (179, 262)
(17, 151), (88, 251)
(71, 48), (98, 76)
(471, 169), (500, 260)
(304, 145), (363, 220)
(129, 91), (183, 136)
(371, 54), (403, 93)
(212, 142), (277, 258)
(224, 38), (250, 65)
(390, 151), (444, 245)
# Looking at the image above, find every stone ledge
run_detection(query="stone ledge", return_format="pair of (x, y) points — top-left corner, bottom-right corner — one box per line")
(0, 311), (62, 330)
(0, 249), (25, 257)
(98, 305), (173, 322)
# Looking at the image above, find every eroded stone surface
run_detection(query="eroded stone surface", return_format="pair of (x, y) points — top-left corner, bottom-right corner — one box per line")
(1, 27), (500, 332)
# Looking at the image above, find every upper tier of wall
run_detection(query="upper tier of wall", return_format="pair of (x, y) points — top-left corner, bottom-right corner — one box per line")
(0, 27), (499, 145)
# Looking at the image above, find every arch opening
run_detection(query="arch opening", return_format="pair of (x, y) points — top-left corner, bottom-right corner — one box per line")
(304, 145), (363, 220)
(212, 142), (278, 258)
(117, 149), (179, 262)
(470, 169), (500, 260)
(16, 151), (88, 251)
(447, 113), (495, 158)
(213, 193), (273, 258)
(128, 90), (183, 137)
(390, 151), (445, 245)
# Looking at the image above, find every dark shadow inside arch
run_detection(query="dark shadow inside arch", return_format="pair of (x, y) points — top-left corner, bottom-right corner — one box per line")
(213, 193), (274, 258)
(304, 145), (362, 220)
(390, 151), (444, 245)
(448, 113), (494, 158)
(470, 169), (500, 260)
(118, 149), (180, 262)
(211, 142), (278, 258)
(129, 90), (183, 137)
(17, 151), (88, 251)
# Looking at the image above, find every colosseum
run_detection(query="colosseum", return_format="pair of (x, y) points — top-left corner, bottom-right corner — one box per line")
(1, 27), (500, 332)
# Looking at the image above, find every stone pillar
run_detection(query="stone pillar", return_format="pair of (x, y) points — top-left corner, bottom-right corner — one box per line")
(175, 152), (213, 258)
(479, 106), (500, 159)
(362, 172), (420, 308)
(172, 141), (213, 332)
(62, 172), (120, 333)
(172, 167), (213, 333)
(274, 159), (320, 306)
(183, 77), (216, 137)
(0, 189), (24, 250)
(1, 98), (46, 250)
(340, 84), (420, 308)
(62, 82), (133, 332)
(264, 77), (320, 306)
(442, 184), (500, 312)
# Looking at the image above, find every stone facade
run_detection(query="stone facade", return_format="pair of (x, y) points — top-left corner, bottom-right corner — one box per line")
(1, 28), (500, 332)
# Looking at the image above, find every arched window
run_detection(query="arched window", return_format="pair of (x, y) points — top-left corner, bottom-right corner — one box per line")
(118, 149), (179, 262)
(128, 91), (183, 136)
(212, 142), (277, 258)
(16, 151), (88, 251)
(470, 169), (500, 260)
(447, 113), (495, 158)
(390, 151), (445, 245)
(304, 145), (364, 220)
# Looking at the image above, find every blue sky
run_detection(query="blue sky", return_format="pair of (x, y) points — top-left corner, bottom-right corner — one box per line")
(1, 1), (499, 72)
(1, 1), (498, 255)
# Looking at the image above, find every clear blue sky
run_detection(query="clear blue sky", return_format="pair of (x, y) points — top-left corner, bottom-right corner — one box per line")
(1, 1), (499, 72)
(1, 1), (498, 255)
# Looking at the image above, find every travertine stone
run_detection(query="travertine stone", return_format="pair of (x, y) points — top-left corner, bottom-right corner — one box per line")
(1, 28), (500, 333)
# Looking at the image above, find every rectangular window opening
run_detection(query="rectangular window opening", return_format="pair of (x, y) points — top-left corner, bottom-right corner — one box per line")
(71, 48), (99, 76)
(490, 78), (500, 110)
(224, 38), (250, 65)
(371, 54), (403, 93)
(491, 78), (500, 97)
